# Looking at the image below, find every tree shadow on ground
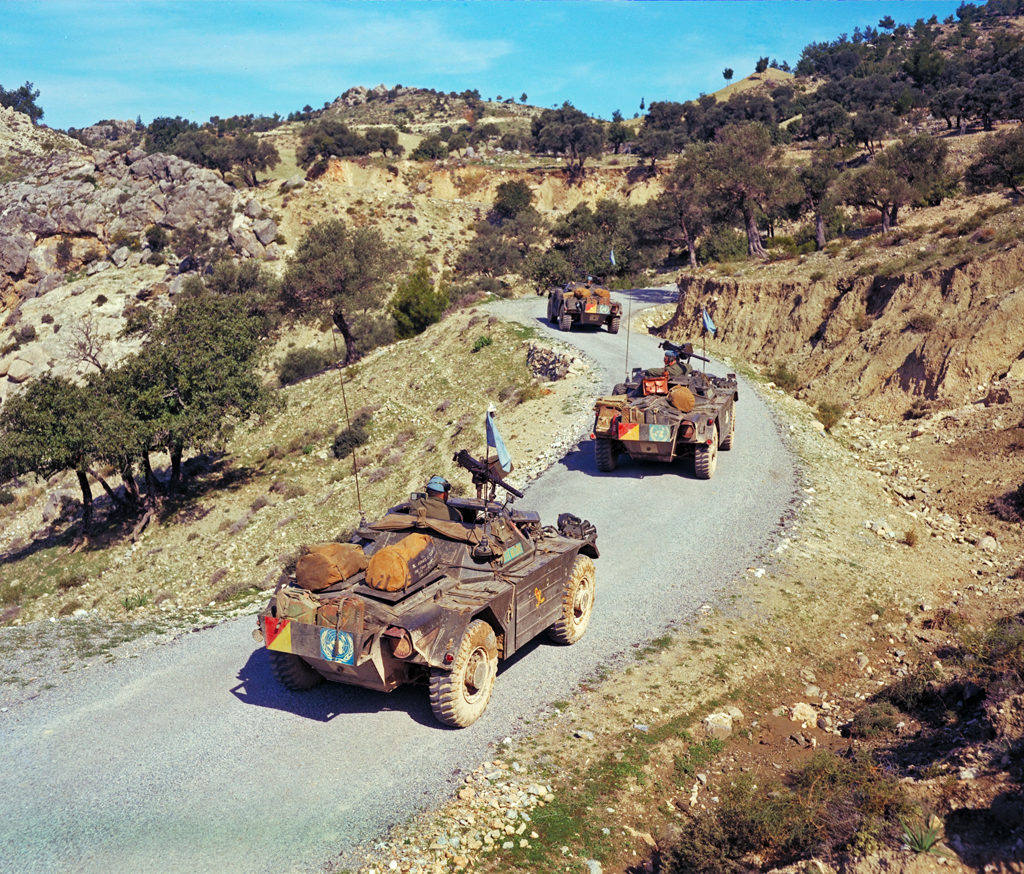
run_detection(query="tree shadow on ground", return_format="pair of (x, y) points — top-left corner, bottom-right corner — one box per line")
(0, 452), (261, 567)
(846, 611), (1024, 867)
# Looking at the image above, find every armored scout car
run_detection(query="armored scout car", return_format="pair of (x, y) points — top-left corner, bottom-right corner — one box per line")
(254, 451), (599, 727)
(591, 341), (738, 479)
(547, 280), (622, 334)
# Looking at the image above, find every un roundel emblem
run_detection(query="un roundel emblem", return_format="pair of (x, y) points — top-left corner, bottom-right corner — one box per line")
(648, 424), (671, 442)
(319, 628), (355, 664)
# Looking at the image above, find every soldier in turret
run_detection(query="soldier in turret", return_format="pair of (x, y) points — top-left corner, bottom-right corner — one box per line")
(646, 348), (691, 380)
(411, 475), (463, 522)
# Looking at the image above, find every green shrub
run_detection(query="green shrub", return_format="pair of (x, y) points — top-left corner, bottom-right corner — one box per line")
(697, 225), (748, 263)
(0, 489), (15, 506)
(410, 134), (448, 161)
(109, 228), (139, 250)
(277, 348), (334, 386)
(332, 411), (372, 460)
(850, 701), (901, 738)
(55, 236), (74, 269)
(992, 482), (1024, 523)
(767, 235), (798, 257)
(879, 663), (943, 713)
(768, 361), (800, 393)
(525, 249), (573, 290)
(145, 225), (169, 252)
(816, 400), (845, 432)
(471, 335), (493, 352)
(905, 312), (938, 333)
(662, 750), (911, 872)
(390, 259), (449, 339)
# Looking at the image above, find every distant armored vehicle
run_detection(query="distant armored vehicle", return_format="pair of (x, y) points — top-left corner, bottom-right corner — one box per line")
(254, 450), (598, 727)
(547, 280), (622, 334)
(591, 341), (738, 479)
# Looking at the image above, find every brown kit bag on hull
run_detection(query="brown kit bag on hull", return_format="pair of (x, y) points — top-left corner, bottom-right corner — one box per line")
(366, 533), (438, 592)
(295, 542), (368, 592)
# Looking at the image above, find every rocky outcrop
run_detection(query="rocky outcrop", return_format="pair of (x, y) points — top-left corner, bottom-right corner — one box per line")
(70, 119), (138, 148)
(664, 248), (1024, 418)
(0, 109), (279, 305)
(330, 83), (406, 109)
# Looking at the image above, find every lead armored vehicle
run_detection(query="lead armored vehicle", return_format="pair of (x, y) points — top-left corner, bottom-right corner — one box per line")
(591, 341), (738, 479)
(547, 280), (622, 334)
(254, 450), (598, 727)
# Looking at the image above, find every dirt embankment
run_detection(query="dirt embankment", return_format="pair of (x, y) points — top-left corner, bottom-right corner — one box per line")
(665, 246), (1024, 420)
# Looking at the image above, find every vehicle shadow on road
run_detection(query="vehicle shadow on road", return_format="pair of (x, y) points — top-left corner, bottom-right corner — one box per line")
(557, 442), (701, 481)
(230, 648), (438, 727)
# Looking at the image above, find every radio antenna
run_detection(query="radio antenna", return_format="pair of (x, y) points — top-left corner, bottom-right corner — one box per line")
(622, 290), (633, 384)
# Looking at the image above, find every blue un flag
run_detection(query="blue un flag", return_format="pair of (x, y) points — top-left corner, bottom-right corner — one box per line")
(702, 306), (717, 335)
(486, 410), (512, 472)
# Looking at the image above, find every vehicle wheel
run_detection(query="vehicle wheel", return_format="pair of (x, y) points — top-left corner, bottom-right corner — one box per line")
(608, 316), (620, 334)
(559, 310), (572, 332)
(694, 424), (719, 479)
(548, 554), (596, 645)
(429, 619), (498, 728)
(547, 298), (556, 323)
(268, 650), (323, 691)
(720, 414), (735, 450)
(594, 438), (617, 472)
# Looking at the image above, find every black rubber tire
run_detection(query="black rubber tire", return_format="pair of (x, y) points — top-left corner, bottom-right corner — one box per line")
(720, 413), (735, 450)
(548, 554), (596, 645)
(547, 297), (557, 323)
(694, 424), (719, 480)
(269, 650), (323, 691)
(429, 619), (498, 728)
(608, 316), (620, 334)
(559, 310), (572, 332)
(594, 438), (617, 472)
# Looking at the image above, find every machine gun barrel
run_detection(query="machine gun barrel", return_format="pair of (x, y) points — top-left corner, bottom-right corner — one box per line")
(659, 339), (710, 364)
(453, 450), (524, 499)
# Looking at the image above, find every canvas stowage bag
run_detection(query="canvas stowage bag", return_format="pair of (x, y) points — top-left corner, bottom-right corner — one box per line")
(366, 533), (438, 592)
(668, 385), (696, 413)
(295, 542), (368, 592)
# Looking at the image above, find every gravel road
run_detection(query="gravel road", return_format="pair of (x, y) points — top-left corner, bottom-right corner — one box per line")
(0, 288), (798, 874)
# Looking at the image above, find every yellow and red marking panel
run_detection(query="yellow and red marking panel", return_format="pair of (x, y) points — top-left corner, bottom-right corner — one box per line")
(617, 422), (673, 442)
(263, 615), (356, 665)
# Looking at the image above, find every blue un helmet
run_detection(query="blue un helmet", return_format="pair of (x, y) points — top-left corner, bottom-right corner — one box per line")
(664, 349), (679, 361)
(426, 475), (451, 494)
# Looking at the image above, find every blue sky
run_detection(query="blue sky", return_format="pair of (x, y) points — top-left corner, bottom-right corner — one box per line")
(2, 1), (964, 131)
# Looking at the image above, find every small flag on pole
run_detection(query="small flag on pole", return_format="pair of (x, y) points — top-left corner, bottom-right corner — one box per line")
(486, 409), (512, 472)
(702, 306), (717, 336)
(609, 249), (616, 267)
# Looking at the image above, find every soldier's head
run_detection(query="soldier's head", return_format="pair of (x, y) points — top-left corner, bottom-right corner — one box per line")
(426, 475), (452, 501)
(664, 349), (679, 368)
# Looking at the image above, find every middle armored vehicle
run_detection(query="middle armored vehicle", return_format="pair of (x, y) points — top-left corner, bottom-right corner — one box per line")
(547, 280), (622, 334)
(591, 341), (739, 479)
(254, 450), (599, 728)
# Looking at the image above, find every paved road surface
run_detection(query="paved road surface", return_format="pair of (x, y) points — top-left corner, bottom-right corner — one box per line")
(0, 288), (798, 873)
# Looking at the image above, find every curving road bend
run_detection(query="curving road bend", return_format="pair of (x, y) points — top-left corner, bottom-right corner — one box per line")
(0, 288), (799, 874)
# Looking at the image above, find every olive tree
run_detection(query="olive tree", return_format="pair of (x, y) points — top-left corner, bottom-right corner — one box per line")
(282, 219), (402, 364)
(531, 102), (605, 183)
(706, 123), (800, 259)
